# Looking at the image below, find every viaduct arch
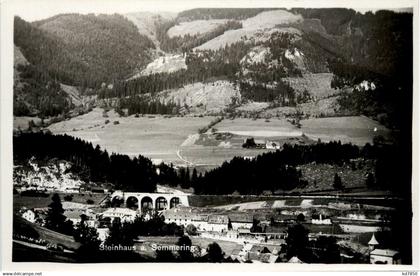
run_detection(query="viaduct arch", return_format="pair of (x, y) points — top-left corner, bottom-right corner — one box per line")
(110, 191), (189, 212)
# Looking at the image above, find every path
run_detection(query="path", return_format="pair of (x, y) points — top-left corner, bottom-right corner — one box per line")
(176, 149), (194, 166)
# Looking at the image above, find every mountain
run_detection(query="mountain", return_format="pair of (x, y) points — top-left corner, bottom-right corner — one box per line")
(13, 8), (412, 130)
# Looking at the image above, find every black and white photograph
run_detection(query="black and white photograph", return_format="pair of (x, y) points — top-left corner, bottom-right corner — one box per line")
(0, 0), (419, 271)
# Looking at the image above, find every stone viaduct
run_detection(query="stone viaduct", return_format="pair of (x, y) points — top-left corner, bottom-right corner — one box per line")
(110, 191), (189, 211)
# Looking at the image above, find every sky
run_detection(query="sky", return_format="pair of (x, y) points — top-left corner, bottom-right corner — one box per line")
(8, 0), (415, 22)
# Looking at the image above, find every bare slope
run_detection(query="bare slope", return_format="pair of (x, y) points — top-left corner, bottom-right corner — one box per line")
(158, 81), (240, 114)
(124, 12), (176, 50)
(167, 19), (228, 38)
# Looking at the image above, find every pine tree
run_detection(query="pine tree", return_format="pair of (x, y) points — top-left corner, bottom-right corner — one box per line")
(333, 173), (344, 190)
(45, 193), (66, 232)
(366, 172), (375, 188)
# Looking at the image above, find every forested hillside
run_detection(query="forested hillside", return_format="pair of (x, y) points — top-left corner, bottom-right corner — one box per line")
(15, 14), (155, 88)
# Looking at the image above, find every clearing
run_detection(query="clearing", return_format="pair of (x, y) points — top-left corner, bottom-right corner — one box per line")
(195, 10), (302, 50)
(167, 19), (229, 38)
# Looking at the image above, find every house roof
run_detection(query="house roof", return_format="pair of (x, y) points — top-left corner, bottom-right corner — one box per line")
(288, 256), (304, 263)
(102, 207), (137, 216)
(228, 213), (254, 223)
(371, 249), (399, 257)
(258, 253), (278, 263)
(208, 214), (229, 224)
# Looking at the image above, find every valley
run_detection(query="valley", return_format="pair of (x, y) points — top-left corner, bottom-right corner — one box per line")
(10, 6), (413, 265)
(47, 107), (391, 171)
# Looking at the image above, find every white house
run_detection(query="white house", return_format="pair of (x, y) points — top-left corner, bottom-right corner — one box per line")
(370, 249), (401, 264)
(311, 214), (332, 225)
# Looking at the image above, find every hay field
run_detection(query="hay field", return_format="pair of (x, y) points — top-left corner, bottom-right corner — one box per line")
(48, 108), (214, 164)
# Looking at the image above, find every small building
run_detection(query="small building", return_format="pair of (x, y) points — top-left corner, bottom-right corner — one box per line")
(370, 249), (401, 264)
(228, 213), (253, 230)
(311, 214), (332, 225)
(266, 141), (281, 150)
(207, 214), (229, 232)
(101, 207), (138, 223)
(22, 209), (36, 223)
(254, 139), (266, 149)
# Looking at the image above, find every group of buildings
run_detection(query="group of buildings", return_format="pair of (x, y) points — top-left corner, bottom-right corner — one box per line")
(13, 158), (83, 193)
(16, 186), (401, 264)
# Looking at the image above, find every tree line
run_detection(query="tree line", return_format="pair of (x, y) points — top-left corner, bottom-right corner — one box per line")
(13, 132), (181, 192)
(14, 132), (409, 196)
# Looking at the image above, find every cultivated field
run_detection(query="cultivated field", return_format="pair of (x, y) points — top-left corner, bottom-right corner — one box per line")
(215, 117), (302, 137)
(48, 108), (215, 164)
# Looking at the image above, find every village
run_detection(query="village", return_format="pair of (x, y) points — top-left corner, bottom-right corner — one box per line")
(14, 172), (401, 264)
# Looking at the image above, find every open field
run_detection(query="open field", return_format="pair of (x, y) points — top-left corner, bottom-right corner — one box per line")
(14, 116), (42, 130)
(300, 116), (391, 145)
(215, 116), (390, 146)
(48, 108), (214, 164)
(215, 117), (302, 137)
(47, 108), (390, 169)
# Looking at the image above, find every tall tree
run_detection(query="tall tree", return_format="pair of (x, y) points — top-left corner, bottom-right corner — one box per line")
(206, 242), (225, 262)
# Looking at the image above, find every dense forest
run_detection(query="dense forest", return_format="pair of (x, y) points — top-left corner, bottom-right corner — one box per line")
(118, 96), (181, 116)
(15, 14), (155, 88)
(14, 64), (73, 117)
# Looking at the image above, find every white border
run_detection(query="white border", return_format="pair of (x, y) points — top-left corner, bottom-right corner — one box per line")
(1, 0), (419, 272)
